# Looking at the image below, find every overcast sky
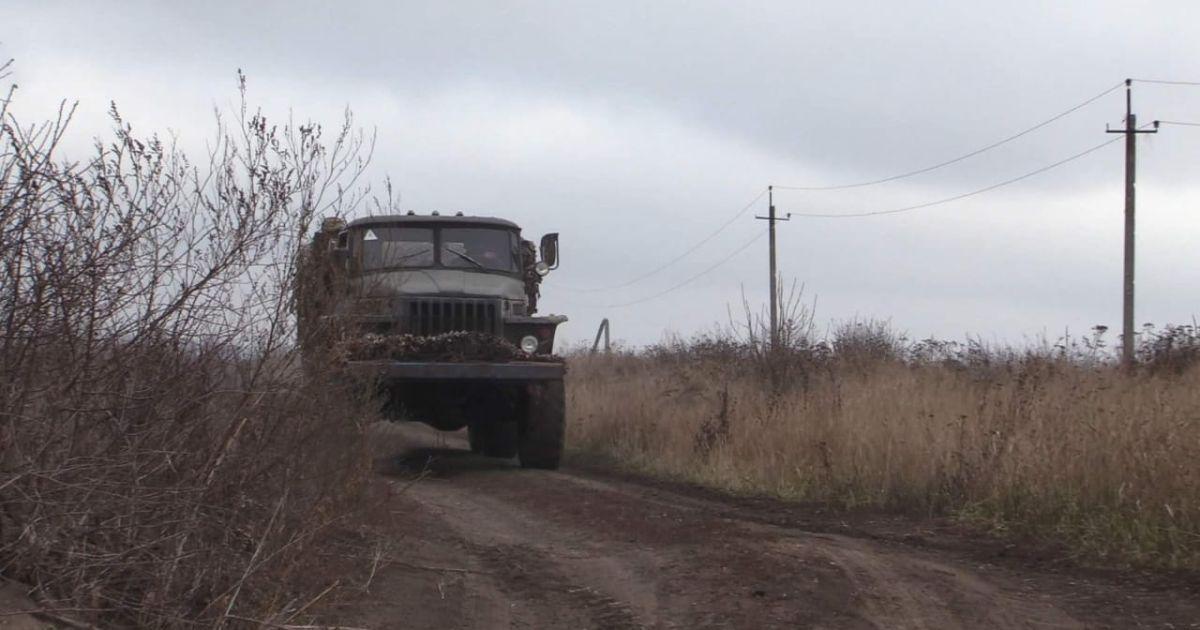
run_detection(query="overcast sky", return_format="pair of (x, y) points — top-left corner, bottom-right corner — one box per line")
(5, 1), (1200, 348)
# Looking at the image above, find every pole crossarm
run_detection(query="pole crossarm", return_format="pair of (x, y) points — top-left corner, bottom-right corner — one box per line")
(1106, 125), (1159, 134)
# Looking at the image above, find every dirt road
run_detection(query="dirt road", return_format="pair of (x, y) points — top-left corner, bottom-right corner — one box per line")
(346, 424), (1200, 629)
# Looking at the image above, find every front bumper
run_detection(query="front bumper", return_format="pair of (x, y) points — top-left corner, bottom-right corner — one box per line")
(348, 360), (565, 381)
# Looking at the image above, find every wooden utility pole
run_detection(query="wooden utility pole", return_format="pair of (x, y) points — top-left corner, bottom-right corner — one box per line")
(1107, 79), (1159, 366)
(756, 185), (790, 351)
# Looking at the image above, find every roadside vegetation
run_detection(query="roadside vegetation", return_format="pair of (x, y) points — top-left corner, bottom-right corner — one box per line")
(0, 66), (383, 627)
(566, 290), (1200, 569)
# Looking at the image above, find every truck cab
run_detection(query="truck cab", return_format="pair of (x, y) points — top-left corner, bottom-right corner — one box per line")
(330, 214), (564, 353)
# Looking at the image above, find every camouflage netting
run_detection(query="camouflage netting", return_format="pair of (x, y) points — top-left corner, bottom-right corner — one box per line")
(333, 331), (562, 363)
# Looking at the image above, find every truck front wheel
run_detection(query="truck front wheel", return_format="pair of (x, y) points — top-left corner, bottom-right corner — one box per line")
(518, 380), (565, 470)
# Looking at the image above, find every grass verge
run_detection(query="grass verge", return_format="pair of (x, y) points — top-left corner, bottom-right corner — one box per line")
(566, 324), (1200, 569)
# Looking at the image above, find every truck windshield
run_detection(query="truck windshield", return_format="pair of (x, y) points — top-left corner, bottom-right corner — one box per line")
(359, 225), (518, 273)
(440, 227), (518, 272)
(361, 227), (434, 269)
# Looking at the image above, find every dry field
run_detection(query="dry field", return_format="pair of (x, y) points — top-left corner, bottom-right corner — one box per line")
(566, 324), (1200, 569)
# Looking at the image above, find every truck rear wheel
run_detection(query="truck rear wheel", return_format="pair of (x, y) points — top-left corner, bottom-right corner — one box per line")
(518, 380), (564, 470)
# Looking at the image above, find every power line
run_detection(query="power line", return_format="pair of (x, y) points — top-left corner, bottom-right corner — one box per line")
(1157, 120), (1200, 127)
(774, 81), (1125, 191)
(577, 228), (767, 308)
(553, 79), (1192, 299)
(786, 134), (1126, 219)
(558, 187), (766, 292)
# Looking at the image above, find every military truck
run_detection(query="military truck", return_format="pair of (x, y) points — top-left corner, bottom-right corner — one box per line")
(298, 213), (567, 469)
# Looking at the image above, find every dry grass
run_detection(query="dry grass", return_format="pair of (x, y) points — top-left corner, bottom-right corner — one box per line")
(567, 327), (1200, 569)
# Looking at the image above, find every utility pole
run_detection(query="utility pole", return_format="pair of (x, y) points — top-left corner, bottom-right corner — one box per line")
(1106, 79), (1159, 366)
(756, 185), (790, 351)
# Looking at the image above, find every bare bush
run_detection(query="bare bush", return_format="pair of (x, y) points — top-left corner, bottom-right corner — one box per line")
(831, 318), (904, 368)
(0, 74), (378, 627)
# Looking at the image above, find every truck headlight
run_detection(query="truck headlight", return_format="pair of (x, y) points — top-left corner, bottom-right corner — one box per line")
(534, 261), (550, 277)
(520, 335), (540, 354)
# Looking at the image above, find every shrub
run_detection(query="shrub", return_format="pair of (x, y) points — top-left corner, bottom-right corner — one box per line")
(0, 72), (379, 627)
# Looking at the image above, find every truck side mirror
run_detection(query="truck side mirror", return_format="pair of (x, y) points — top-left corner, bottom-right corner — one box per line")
(539, 233), (559, 270)
(332, 231), (351, 271)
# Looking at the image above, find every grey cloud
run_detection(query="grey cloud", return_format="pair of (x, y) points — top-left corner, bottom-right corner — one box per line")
(4, 0), (1200, 345)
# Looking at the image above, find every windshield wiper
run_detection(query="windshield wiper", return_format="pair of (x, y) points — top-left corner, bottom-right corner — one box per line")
(442, 248), (485, 270)
(392, 248), (432, 263)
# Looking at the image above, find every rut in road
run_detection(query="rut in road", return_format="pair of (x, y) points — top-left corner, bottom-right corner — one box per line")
(346, 424), (1200, 629)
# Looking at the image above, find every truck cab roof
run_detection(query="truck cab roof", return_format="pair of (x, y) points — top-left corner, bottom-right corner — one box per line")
(346, 214), (520, 231)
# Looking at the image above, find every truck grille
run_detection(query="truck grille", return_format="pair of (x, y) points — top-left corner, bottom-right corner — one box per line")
(404, 298), (500, 336)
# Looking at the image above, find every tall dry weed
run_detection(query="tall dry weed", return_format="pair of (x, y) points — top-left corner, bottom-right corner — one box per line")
(568, 325), (1200, 568)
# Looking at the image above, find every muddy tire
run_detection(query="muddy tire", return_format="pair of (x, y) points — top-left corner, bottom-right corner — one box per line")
(518, 380), (564, 470)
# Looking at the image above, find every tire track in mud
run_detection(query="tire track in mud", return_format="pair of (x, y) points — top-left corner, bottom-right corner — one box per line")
(469, 541), (646, 629)
(409, 477), (653, 629)
(545, 473), (1083, 629)
(809, 539), (1081, 630)
(346, 423), (1200, 629)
